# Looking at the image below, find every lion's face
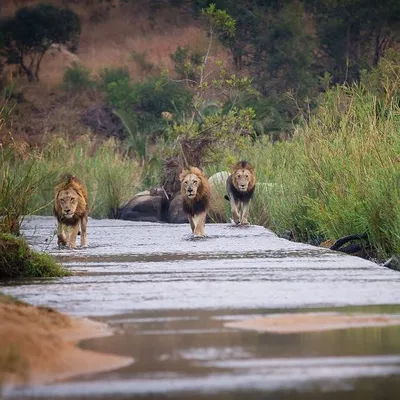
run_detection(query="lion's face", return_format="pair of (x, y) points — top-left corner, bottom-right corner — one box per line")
(57, 189), (79, 218)
(233, 168), (253, 192)
(181, 173), (201, 199)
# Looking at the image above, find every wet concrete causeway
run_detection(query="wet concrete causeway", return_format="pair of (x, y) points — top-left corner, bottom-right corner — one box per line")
(2, 216), (400, 399)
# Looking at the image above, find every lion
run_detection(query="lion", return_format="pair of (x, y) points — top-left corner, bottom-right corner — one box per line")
(224, 160), (256, 225)
(179, 167), (211, 236)
(53, 174), (88, 248)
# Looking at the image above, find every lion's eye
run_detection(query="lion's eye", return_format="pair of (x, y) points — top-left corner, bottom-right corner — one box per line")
(245, 175), (249, 178)
(193, 180), (198, 184)
(71, 198), (76, 202)
(60, 199), (65, 203)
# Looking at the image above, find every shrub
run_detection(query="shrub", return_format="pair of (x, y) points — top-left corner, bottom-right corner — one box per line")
(0, 134), (57, 235)
(170, 45), (202, 82)
(0, 233), (69, 278)
(62, 62), (95, 91)
(99, 67), (130, 89)
(132, 76), (193, 117)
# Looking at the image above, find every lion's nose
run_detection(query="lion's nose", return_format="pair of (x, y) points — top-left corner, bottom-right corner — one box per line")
(188, 188), (193, 193)
(65, 208), (71, 213)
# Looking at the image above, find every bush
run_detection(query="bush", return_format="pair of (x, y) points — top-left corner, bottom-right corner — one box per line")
(0, 135), (57, 235)
(132, 77), (193, 116)
(170, 45), (202, 82)
(0, 233), (69, 278)
(104, 78), (135, 110)
(62, 62), (95, 91)
(99, 67), (130, 89)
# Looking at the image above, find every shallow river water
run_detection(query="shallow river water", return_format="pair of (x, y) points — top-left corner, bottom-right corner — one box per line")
(2, 216), (400, 399)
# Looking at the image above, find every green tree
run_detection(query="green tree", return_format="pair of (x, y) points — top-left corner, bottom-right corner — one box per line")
(308, 0), (400, 83)
(0, 3), (80, 81)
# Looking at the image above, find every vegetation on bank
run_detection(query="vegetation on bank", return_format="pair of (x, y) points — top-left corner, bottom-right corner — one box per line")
(0, 233), (70, 278)
(3, 54), (399, 259)
(0, 2), (399, 262)
(235, 75), (400, 258)
(0, 110), (70, 279)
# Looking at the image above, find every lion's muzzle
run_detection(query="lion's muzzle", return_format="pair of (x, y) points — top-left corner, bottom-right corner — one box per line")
(62, 210), (74, 218)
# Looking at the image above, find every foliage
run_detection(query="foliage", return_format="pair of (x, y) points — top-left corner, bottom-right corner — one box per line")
(0, 109), (57, 235)
(0, 233), (69, 278)
(307, 0), (400, 83)
(133, 77), (193, 117)
(193, 0), (400, 138)
(1, 134), (142, 220)
(62, 62), (95, 91)
(170, 46), (203, 83)
(103, 74), (193, 148)
(211, 56), (400, 258)
(99, 67), (130, 89)
(0, 3), (81, 82)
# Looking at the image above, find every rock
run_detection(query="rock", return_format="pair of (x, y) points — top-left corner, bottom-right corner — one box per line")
(167, 195), (188, 224)
(81, 105), (125, 138)
(119, 194), (166, 222)
(208, 171), (229, 223)
(383, 255), (400, 271)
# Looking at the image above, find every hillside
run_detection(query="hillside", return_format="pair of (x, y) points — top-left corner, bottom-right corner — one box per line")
(0, 0), (231, 143)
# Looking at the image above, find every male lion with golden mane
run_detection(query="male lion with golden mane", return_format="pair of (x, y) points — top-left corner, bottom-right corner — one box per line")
(179, 167), (211, 236)
(225, 160), (256, 225)
(53, 174), (88, 248)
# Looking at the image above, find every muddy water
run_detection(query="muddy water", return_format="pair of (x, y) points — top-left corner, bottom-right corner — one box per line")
(2, 216), (400, 399)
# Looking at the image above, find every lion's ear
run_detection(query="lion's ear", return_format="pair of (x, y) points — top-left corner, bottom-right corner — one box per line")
(179, 170), (188, 182)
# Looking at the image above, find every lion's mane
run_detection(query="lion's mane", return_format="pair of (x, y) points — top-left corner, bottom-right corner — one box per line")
(179, 167), (211, 216)
(228, 160), (256, 201)
(53, 174), (88, 225)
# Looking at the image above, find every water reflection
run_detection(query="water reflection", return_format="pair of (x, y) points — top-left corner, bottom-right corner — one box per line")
(2, 217), (400, 399)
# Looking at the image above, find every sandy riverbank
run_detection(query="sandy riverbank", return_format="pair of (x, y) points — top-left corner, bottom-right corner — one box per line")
(225, 313), (400, 334)
(0, 295), (133, 387)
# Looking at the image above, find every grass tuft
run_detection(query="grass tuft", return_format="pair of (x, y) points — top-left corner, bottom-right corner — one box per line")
(0, 233), (70, 279)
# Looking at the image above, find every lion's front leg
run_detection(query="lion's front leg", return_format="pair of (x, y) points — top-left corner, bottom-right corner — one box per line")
(192, 212), (206, 236)
(240, 201), (251, 225)
(188, 215), (195, 233)
(57, 222), (68, 247)
(229, 198), (240, 224)
(80, 214), (88, 246)
(68, 223), (80, 248)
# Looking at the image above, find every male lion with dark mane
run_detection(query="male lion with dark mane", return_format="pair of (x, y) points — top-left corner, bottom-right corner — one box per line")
(53, 174), (88, 248)
(225, 160), (256, 225)
(179, 167), (210, 236)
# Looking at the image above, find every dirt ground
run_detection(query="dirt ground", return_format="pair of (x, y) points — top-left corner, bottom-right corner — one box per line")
(0, 295), (133, 387)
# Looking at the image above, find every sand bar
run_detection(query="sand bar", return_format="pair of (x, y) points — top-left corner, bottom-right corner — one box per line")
(0, 295), (133, 387)
(225, 313), (400, 334)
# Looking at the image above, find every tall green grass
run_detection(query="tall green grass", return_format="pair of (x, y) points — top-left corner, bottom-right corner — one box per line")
(207, 54), (400, 259)
(222, 82), (400, 258)
(1, 135), (142, 219)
